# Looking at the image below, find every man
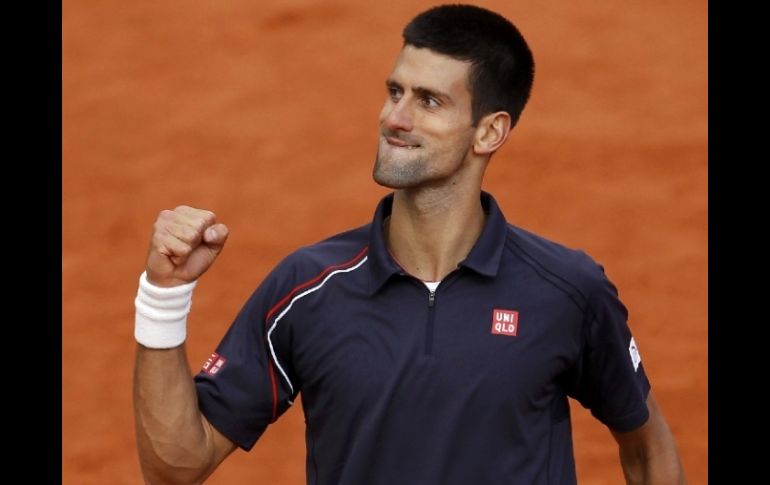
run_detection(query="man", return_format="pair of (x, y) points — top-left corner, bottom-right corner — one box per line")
(133, 4), (686, 484)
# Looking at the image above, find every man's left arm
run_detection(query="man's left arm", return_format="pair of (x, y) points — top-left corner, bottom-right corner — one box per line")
(610, 391), (687, 485)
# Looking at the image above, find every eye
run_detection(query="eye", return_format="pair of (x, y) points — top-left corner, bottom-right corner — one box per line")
(388, 86), (402, 102)
(420, 96), (440, 108)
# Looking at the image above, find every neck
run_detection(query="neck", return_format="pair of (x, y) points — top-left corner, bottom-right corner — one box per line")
(385, 185), (486, 282)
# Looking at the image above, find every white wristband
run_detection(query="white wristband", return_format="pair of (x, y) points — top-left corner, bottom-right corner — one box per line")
(134, 271), (197, 349)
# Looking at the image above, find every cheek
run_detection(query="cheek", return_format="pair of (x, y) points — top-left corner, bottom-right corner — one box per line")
(426, 110), (469, 137)
(442, 128), (477, 157)
(433, 121), (474, 147)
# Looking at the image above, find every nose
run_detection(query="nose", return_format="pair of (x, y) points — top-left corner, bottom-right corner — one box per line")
(382, 98), (413, 133)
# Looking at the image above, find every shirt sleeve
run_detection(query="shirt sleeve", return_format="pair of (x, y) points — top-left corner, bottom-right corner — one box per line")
(568, 265), (651, 432)
(193, 266), (299, 451)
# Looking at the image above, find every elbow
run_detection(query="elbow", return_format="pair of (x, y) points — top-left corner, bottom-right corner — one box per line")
(617, 437), (687, 485)
(139, 463), (210, 485)
(136, 435), (217, 484)
(622, 451), (686, 485)
(138, 454), (215, 485)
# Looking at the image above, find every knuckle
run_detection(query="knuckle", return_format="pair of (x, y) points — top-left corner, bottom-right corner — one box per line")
(193, 210), (216, 232)
(157, 209), (174, 221)
(183, 225), (201, 242)
(152, 220), (167, 234)
(192, 218), (206, 233)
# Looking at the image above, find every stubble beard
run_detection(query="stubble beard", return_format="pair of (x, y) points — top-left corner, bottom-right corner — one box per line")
(372, 146), (430, 189)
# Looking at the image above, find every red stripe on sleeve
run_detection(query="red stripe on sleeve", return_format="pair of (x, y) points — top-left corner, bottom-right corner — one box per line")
(268, 358), (278, 422)
(264, 246), (368, 324)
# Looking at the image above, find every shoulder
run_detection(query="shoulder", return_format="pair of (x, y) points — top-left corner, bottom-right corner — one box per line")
(503, 224), (613, 312)
(263, 223), (371, 289)
(282, 223), (370, 273)
(236, 223), (372, 320)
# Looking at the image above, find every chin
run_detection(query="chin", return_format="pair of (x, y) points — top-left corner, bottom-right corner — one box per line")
(372, 146), (431, 189)
(372, 168), (408, 189)
(373, 168), (434, 190)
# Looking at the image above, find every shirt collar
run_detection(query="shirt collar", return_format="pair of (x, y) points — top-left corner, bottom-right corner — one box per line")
(367, 191), (508, 295)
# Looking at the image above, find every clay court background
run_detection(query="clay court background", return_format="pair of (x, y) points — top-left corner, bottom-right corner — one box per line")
(62, 0), (707, 483)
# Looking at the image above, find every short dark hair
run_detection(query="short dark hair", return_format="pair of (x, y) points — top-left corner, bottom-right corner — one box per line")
(403, 4), (535, 127)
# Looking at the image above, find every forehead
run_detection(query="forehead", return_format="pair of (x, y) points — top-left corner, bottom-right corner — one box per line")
(388, 45), (472, 97)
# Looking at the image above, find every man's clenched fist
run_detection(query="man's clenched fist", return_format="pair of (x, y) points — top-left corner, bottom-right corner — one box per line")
(145, 206), (229, 287)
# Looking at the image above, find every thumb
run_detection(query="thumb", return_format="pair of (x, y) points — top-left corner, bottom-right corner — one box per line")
(203, 223), (229, 248)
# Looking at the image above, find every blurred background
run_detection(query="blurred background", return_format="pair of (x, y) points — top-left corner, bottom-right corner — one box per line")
(62, 0), (707, 483)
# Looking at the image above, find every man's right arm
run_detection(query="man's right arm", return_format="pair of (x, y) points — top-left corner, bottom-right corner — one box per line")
(134, 345), (236, 484)
(133, 206), (236, 483)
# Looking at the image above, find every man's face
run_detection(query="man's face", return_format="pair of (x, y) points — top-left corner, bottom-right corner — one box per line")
(373, 46), (477, 189)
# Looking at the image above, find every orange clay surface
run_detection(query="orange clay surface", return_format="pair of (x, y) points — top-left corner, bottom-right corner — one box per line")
(63, 1), (707, 483)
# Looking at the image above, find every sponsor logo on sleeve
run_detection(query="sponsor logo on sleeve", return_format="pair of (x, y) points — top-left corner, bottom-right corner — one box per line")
(202, 352), (227, 376)
(629, 337), (641, 371)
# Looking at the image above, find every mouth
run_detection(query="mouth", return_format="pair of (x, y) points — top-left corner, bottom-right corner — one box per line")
(385, 136), (421, 150)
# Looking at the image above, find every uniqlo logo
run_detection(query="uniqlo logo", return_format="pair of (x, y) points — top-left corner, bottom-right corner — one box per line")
(491, 309), (519, 336)
(202, 352), (227, 376)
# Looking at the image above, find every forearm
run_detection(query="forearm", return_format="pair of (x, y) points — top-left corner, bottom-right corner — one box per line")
(133, 344), (215, 484)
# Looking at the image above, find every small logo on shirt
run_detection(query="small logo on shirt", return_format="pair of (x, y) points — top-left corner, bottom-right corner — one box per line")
(202, 352), (227, 376)
(491, 309), (519, 336)
(629, 337), (641, 371)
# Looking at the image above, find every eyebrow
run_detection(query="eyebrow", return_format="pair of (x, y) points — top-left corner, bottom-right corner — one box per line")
(386, 79), (454, 105)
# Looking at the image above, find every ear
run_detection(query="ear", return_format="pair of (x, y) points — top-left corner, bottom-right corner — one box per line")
(472, 111), (511, 155)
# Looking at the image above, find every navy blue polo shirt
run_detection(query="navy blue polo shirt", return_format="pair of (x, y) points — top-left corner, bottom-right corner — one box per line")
(194, 191), (650, 485)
